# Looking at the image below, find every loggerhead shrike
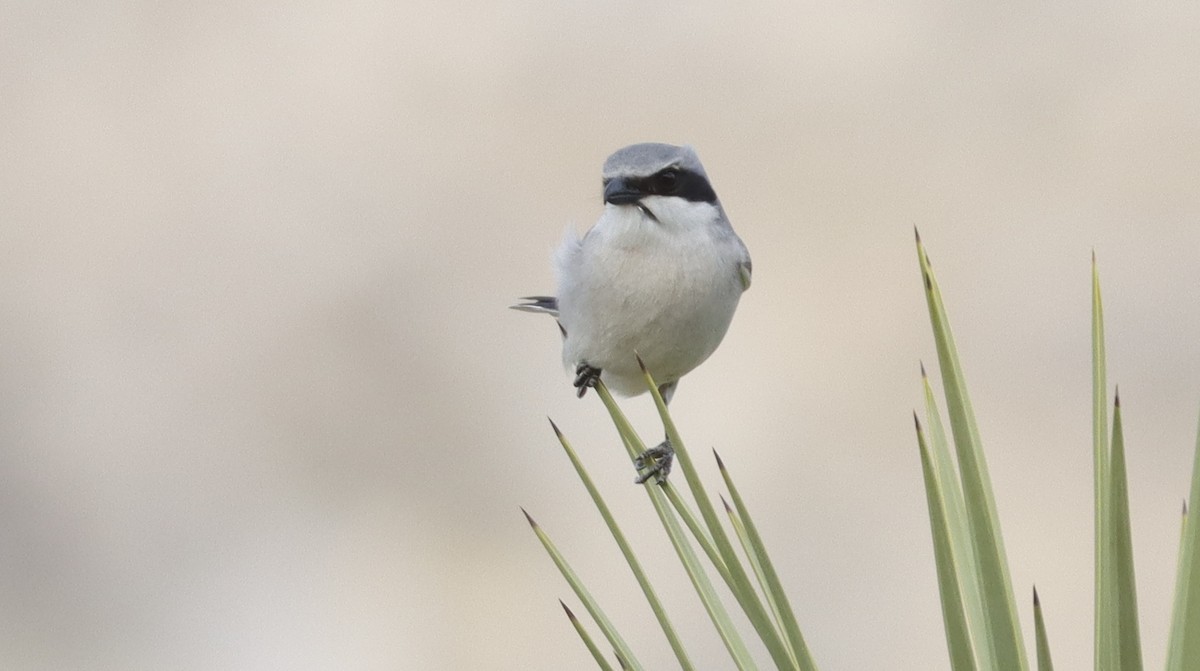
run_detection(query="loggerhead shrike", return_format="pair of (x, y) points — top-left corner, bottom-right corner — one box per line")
(513, 143), (751, 483)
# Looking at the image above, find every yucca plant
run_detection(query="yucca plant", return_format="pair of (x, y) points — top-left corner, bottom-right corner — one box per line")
(524, 356), (818, 671)
(522, 233), (1200, 669)
(913, 231), (1200, 670)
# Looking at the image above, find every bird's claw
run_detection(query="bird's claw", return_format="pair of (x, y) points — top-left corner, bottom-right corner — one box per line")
(634, 439), (674, 485)
(574, 363), (601, 398)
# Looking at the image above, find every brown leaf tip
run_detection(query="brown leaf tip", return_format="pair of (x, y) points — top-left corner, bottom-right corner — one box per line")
(521, 507), (537, 527)
(1033, 585), (1040, 607)
(720, 494), (733, 513)
(547, 416), (564, 439)
(713, 448), (726, 471)
(919, 360), (927, 379)
(914, 226), (921, 243)
(913, 411), (922, 431)
(1114, 387), (1121, 408)
(634, 351), (648, 373)
(559, 600), (578, 621)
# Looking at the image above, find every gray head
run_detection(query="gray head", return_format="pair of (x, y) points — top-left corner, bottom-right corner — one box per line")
(601, 143), (718, 206)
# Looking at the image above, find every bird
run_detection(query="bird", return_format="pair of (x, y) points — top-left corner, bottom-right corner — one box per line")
(512, 143), (751, 483)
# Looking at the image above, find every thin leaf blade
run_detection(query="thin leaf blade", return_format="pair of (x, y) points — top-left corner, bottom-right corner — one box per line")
(638, 361), (798, 670)
(717, 452), (817, 671)
(1093, 253), (1114, 671)
(561, 600), (618, 671)
(1172, 412), (1200, 668)
(917, 234), (1027, 671)
(924, 366), (991, 670)
(916, 413), (979, 671)
(1166, 502), (1189, 671)
(592, 382), (759, 671)
(550, 420), (695, 671)
(1107, 395), (1144, 671)
(523, 509), (644, 670)
(1033, 588), (1054, 671)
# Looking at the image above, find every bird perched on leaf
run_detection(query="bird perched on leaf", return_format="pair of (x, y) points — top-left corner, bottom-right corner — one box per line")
(513, 143), (751, 483)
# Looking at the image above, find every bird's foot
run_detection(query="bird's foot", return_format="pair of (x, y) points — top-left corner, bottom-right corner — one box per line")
(634, 438), (674, 485)
(573, 363), (602, 398)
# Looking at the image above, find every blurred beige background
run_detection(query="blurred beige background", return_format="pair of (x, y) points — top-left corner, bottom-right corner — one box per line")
(2, 1), (1199, 669)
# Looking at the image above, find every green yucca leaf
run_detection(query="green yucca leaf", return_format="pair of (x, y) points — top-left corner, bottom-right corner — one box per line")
(915, 413), (978, 671)
(549, 419), (695, 671)
(1166, 502), (1190, 671)
(717, 494), (801, 670)
(561, 600), (617, 671)
(662, 484), (729, 582)
(1092, 254), (1115, 671)
(1168, 412), (1200, 667)
(916, 231), (1027, 671)
(721, 496), (782, 637)
(638, 358), (798, 670)
(522, 508), (643, 670)
(717, 451), (817, 671)
(1107, 394), (1144, 670)
(592, 381), (759, 671)
(1033, 588), (1054, 671)
(922, 366), (991, 671)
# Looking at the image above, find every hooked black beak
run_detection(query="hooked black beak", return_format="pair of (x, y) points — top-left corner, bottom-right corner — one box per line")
(603, 177), (643, 205)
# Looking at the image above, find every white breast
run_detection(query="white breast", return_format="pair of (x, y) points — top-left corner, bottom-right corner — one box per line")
(554, 199), (745, 396)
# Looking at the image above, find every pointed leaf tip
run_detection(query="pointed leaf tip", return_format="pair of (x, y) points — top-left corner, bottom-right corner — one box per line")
(1114, 387), (1121, 408)
(634, 351), (647, 372)
(919, 360), (927, 378)
(547, 416), (563, 438)
(521, 507), (537, 527)
(913, 410), (922, 431)
(1033, 586), (1040, 607)
(713, 448), (726, 471)
(914, 225), (921, 243)
(559, 600), (578, 621)
(721, 494), (733, 513)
